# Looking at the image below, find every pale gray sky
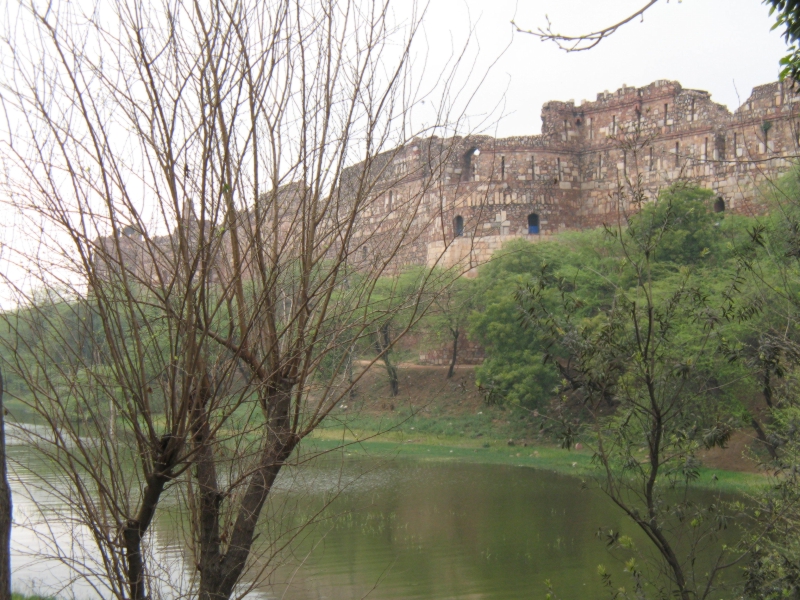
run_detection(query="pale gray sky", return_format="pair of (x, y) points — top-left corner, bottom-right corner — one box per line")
(416, 0), (789, 137)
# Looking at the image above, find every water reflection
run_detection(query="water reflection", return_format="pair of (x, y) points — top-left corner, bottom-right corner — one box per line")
(265, 458), (632, 600)
(8, 440), (736, 599)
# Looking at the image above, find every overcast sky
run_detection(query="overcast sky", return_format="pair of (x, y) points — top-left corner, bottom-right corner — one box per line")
(414, 0), (790, 137)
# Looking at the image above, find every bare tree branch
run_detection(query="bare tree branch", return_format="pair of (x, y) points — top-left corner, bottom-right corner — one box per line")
(512, 0), (661, 52)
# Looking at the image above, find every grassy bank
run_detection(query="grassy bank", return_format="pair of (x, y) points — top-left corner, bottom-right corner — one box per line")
(295, 364), (767, 494)
(302, 426), (767, 494)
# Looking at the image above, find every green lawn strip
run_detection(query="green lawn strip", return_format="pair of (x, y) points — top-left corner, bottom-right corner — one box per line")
(318, 405), (539, 442)
(302, 431), (768, 494)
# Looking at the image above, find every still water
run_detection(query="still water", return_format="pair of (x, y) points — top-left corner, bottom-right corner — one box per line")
(8, 438), (735, 600)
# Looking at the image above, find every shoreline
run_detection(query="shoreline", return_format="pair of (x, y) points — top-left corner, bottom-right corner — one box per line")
(302, 429), (769, 494)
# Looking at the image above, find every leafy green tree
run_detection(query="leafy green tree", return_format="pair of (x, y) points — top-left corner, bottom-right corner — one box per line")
(469, 240), (560, 408)
(519, 186), (762, 600)
(742, 402), (800, 599)
(628, 186), (722, 266)
(363, 268), (433, 396)
(767, 0), (800, 82)
(468, 187), (728, 411)
(723, 168), (800, 596)
(420, 271), (476, 378)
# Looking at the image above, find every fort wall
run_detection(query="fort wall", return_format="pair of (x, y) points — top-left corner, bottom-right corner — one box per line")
(100, 80), (800, 291)
(367, 79), (800, 272)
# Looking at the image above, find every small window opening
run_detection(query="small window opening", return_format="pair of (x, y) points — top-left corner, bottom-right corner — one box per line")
(704, 137), (708, 161)
(714, 197), (725, 213)
(557, 157), (562, 181)
(454, 215), (464, 237)
(690, 98), (696, 122)
(664, 103), (669, 121)
(530, 155), (535, 180)
(563, 119), (568, 137)
(388, 191), (394, 211)
(500, 156), (505, 179)
(589, 117), (594, 140)
(362, 246), (368, 261)
(462, 148), (480, 182)
(649, 146), (654, 170)
(528, 213), (540, 235)
(612, 115), (617, 135)
(675, 142), (680, 167)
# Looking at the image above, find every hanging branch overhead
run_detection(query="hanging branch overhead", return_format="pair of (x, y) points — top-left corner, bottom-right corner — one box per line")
(512, 0), (662, 52)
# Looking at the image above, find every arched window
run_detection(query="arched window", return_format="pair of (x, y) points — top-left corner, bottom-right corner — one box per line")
(528, 213), (540, 235)
(714, 197), (725, 213)
(462, 148), (480, 182)
(454, 215), (464, 237)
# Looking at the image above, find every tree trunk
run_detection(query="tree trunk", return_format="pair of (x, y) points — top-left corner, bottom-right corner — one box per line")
(196, 383), (299, 600)
(447, 328), (459, 379)
(750, 416), (779, 461)
(122, 432), (180, 600)
(375, 324), (399, 396)
(762, 367), (774, 409)
(203, 447), (293, 600)
(0, 369), (11, 600)
(191, 376), (223, 600)
(384, 357), (399, 396)
(347, 344), (355, 399)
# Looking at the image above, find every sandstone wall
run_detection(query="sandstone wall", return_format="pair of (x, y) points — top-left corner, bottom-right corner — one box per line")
(366, 79), (800, 274)
(100, 79), (800, 291)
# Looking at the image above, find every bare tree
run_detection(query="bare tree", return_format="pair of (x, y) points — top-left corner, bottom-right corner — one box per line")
(0, 0), (475, 598)
(0, 369), (10, 600)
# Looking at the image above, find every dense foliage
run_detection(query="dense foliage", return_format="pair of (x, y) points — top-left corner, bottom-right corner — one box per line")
(466, 186), (749, 411)
(463, 181), (800, 598)
(767, 0), (800, 82)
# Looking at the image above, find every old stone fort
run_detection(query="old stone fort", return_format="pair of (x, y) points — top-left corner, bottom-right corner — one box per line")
(357, 78), (800, 271)
(106, 77), (800, 282)
(100, 78), (800, 365)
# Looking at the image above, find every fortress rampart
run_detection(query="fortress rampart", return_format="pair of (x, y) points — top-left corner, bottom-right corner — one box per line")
(101, 79), (800, 284)
(359, 79), (800, 272)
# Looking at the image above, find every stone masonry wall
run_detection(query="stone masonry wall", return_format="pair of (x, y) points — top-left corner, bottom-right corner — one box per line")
(366, 79), (800, 276)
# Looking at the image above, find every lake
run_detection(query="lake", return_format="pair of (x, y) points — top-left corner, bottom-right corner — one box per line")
(8, 437), (739, 599)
